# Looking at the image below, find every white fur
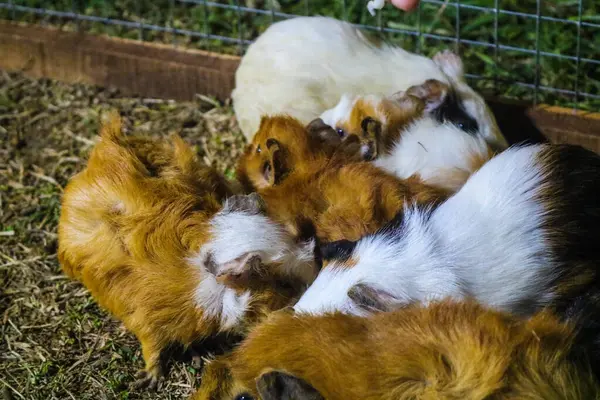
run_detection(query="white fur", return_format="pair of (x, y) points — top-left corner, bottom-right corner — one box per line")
(233, 16), (448, 139)
(191, 210), (315, 329)
(367, 0), (385, 16)
(294, 144), (556, 316)
(374, 117), (492, 191)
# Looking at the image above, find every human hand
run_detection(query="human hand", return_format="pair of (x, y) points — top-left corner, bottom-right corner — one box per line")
(390, 0), (419, 11)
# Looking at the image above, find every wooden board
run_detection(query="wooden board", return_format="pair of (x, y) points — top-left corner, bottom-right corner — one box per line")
(1, 20), (599, 152)
(0, 20), (239, 101)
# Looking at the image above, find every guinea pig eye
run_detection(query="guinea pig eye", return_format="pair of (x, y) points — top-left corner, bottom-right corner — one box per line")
(256, 145), (261, 154)
(336, 128), (345, 137)
(235, 393), (254, 400)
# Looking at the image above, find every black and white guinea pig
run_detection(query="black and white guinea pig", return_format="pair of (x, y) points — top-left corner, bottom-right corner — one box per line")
(294, 143), (600, 341)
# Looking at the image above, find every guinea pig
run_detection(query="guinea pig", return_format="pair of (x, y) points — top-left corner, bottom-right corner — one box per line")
(58, 112), (318, 390)
(320, 51), (504, 192)
(192, 300), (600, 400)
(236, 115), (449, 243)
(294, 143), (600, 330)
(233, 16), (506, 144)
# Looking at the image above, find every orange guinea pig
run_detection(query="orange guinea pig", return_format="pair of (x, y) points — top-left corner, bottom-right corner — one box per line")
(58, 112), (318, 390)
(192, 300), (600, 400)
(236, 115), (448, 243)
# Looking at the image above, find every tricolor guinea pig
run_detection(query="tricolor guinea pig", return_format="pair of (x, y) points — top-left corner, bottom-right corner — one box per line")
(192, 300), (599, 400)
(58, 112), (318, 390)
(294, 143), (600, 332)
(320, 50), (506, 192)
(233, 17), (496, 142)
(236, 115), (448, 243)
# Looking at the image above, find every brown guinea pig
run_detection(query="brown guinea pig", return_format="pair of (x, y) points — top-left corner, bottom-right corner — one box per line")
(58, 112), (317, 390)
(236, 115), (448, 243)
(192, 300), (600, 400)
(320, 49), (512, 194)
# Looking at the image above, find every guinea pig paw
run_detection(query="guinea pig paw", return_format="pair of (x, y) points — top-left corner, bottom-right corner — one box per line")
(433, 50), (465, 80)
(405, 79), (449, 113)
(189, 349), (204, 369)
(132, 370), (163, 391)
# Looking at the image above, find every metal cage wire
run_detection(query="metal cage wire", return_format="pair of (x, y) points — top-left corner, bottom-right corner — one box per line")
(1, 0), (598, 111)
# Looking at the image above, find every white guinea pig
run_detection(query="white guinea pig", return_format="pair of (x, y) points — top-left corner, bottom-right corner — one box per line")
(233, 16), (482, 140)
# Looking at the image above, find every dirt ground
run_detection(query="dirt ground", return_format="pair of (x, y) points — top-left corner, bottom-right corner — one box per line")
(0, 70), (246, 400)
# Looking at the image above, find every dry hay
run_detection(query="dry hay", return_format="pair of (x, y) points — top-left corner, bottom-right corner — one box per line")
(0, 70), (246, 400)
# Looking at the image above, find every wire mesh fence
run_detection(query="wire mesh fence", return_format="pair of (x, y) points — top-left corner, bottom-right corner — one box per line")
(1, 0), (598, 111)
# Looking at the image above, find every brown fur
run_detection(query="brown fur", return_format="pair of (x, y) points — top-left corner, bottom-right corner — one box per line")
(193, 300), (600, 400)
(58, 112), (301, 388)
(237, 115), (448, 243)
(335, 95), (425, 159)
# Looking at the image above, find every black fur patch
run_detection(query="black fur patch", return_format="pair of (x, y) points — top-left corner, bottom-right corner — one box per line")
(539, 144), (600, 381)
(256, 371), (324, 400)
(563, 292), (600, 380)
(348, 283), (399, 313)
(432, 90), (479, 134)
(319, 239), (357, 263)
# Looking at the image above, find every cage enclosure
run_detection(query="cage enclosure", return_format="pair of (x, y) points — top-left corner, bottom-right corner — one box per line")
(0, 0), (599, 150)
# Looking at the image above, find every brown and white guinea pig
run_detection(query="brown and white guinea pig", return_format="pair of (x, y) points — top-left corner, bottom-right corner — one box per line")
(58, 112), (318, 390)
(236, 115), (449, 243)
(294, 143), (600, 338)
(192, 300), (600, 400)
(320, 50), (506, 192)
(233, 16), (509, 153)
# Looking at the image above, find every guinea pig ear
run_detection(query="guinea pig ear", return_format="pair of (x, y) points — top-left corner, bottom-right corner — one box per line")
(405, 79), (450, 113)
(222, 193), (266, 214)
(215, 253), (266, 290)
(256, 371), (324, 400)
(306, 118), (341, 146)
(264, 139), (288, 186)
(99, 110), (124, 142)
(328, 134), (364, 165)
(170, 133), (197, 173)
(360, 117), (382, 140)
(432, 50), (465, 81)
(348, 283), (402, 313)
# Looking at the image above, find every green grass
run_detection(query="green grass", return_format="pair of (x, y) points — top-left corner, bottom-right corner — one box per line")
(1, 0), (599, 110)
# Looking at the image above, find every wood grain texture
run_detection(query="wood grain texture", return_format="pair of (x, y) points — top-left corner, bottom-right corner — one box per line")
(1, 20), (599, 152)
(0, 20), (239, 101)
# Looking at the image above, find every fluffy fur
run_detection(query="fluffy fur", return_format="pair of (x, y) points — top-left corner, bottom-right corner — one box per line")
(58, 112), (316, 389)
(192, 300), (600, 400)
(236, 115), (449, 243)
(294, 144), (600, 327)
(233, 16), (453, 139)
(320, 53), (504, 192)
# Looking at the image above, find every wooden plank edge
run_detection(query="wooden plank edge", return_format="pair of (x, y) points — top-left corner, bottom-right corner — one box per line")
(0, 20), (240, 101)
(1, 20), (600, 152)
